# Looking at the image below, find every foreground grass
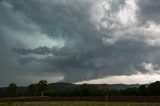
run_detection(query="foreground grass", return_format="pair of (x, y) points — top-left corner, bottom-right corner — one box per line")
(0, 102), (160, 106)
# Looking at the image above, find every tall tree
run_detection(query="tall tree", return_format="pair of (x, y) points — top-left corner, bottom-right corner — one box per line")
(7, 83), (17, 97)
(148, 81), (160, 95)
(28, 83), (38, 96)
(38, 80), (48, 96)
(138, 85), (146, 96)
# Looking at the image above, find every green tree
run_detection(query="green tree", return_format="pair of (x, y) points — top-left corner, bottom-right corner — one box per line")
(148, 81), (160, 95)
(138, 85), (146, 96)
(7, 83), (17, 97)
(28, 83), (38, 96)
(38, 80), (48, 96)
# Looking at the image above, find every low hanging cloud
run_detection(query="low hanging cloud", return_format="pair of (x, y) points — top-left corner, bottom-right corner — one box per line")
(0, 0), (160, 86)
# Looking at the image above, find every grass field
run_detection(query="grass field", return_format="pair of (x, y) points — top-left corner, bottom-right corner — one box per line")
(0, 102), (160, 106)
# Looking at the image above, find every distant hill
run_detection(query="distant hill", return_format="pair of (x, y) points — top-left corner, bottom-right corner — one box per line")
(47, 82), (140, 91)
(47, 82), (75, 92)
(96, 84), (140, 90)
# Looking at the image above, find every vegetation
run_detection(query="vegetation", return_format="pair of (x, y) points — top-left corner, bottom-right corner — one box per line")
(0, 102), (160, 106)
(7, 83), (17, 97)
(28, 83), (38, 96)
(0, 81), (160, 98)
(28, 80), (48, 97)
(38, 80), (48, 97)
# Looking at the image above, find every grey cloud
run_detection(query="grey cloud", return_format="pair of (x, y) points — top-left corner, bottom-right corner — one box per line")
(13, 47), (52, 55)
(13, 39), (160, 82)
(0, 0), (160, 85)
(137, 0), (160, 24)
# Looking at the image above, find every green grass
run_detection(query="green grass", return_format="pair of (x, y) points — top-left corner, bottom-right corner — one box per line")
(0, 102), (160, 106)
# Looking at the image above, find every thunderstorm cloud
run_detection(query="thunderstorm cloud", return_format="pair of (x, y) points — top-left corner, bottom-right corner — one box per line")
(0, 0), (160, 86)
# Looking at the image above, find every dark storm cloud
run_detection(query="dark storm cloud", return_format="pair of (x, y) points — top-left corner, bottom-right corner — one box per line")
(13, 39), (160, 82)
(13, 47), (52, 55)
(0, 0), (160, 85)
(137, 0), (160, 24)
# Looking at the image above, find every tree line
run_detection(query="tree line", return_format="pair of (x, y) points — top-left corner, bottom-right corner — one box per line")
(0, 81), (160, 97)
(0, 80), (47, 97)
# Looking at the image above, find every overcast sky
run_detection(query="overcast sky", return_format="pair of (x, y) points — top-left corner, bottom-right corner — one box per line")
(0, 0), (160, 87)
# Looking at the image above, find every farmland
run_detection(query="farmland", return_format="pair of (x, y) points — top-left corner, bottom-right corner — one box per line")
(0, 102), (160, 106)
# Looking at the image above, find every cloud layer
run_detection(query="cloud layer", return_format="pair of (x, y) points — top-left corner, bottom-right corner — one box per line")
(0, 0), (160, 86)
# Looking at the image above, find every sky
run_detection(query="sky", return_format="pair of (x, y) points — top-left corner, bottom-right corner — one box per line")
(0, 0), (160, 87)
